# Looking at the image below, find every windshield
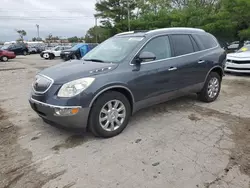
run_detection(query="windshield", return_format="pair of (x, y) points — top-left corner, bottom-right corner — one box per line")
(1, 44), (11, 50)
(84, 36), (144, 63)
(71, 44), (83, 50)
(238, 45), (250, 52)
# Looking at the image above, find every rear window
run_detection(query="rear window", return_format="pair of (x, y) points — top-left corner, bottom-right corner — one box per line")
(194, 34), (218, 50)
(171, 35), (195, 56)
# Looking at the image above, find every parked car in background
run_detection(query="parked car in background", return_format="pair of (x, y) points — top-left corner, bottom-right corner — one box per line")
(2, 43), (29, 55)
(225, 44), (250, 73)
(40, 46), (71, 59)
(0, 50), (16, 62)
(28, 46), (37, 54)
(29, 28), (226, 138)
(60, 43), (98, 61)
(34, 44), (46, 53)
(227, 41), (239, 53)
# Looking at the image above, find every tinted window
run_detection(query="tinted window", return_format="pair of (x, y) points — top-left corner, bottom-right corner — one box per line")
(171, 35), (194, 56)
(141, 36), (171, 61)
(194, 34), (218, 49)
(190, 36), (200, 51)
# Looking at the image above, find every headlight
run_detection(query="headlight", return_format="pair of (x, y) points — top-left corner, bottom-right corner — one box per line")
(57, 77), (95, 98)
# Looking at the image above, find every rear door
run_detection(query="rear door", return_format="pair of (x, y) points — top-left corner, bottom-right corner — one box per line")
(15, 44), (23, 55)
(169, 34), (208, 89)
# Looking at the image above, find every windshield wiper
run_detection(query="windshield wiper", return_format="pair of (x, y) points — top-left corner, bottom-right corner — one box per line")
(84, 58), (104, 62)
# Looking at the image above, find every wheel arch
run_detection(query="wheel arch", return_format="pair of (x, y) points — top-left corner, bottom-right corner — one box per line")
(89, 85), (135, 113)
(205, 66), (224, 82)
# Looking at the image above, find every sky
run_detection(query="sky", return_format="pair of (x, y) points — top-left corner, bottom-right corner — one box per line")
(0, 0), (97, 42)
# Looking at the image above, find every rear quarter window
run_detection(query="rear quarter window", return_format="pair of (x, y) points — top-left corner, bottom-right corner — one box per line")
(193, 34), (218, 50)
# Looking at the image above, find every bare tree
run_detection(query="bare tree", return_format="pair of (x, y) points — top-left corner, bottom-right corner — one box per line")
(16, 30), (27, 41)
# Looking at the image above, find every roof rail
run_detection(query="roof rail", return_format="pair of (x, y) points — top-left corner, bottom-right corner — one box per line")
(115, 30), (149, 36)
(146, 27), (205, 34)
(115, 31), (135, 36)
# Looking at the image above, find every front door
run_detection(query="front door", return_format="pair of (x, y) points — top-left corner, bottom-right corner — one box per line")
(131, 35), (181, 109)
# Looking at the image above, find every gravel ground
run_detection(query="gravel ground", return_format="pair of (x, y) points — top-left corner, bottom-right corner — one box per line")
(0, 55), (250, 188)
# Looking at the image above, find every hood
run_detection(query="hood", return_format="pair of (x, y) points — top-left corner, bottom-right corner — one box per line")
(42, 50), (52, 53)
(40, 60), (118, 84)
(227, 51), (250, 59)
(61, 49), (75, 53)
(1, 50), (14, 54)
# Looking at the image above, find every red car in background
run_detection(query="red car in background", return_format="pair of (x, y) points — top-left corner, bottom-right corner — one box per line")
(0, 50), (16, 62)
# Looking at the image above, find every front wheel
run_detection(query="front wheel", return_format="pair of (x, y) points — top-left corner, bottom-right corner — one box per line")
(1, 56), (8, 62)
(23, 51), (27, 56)
(198, 72), (221, 102)
(88, 91), (131, 138)
(43, 53), (50, 59)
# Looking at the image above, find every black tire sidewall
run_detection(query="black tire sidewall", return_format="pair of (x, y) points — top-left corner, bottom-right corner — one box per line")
(89, 91), (131, 138)
(201, 72), (221, 102)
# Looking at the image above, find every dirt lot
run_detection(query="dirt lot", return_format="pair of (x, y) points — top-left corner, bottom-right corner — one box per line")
(0, 55), (250, 188)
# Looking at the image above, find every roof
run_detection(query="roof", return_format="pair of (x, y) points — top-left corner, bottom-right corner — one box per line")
(115, 27), (206, 37)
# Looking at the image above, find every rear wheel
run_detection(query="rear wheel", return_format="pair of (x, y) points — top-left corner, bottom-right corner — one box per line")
(89, 91), (131, 138)
(23, 51), (27, 56)
(1, 56), (8, 62)
(198, 72), (221, 102)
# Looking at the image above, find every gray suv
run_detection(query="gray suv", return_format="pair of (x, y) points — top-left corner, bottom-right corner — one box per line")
(29, 28), (226, 138)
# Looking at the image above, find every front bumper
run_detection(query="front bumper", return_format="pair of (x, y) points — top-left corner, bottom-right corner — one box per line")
(225, 61), (250, 73)
(60, 53), (71, 61)
(29, 97), (90, 130)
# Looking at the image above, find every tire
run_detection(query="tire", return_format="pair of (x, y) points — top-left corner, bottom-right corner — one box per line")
(43, 53), (50, 59)
(1, 56), (8, 62)
(88, 91), (131, 138)
(49, 53), (55, 59)
(23, 51), (27, 56)
(198, 72), (221, 102)
(72, 54), (77, 60)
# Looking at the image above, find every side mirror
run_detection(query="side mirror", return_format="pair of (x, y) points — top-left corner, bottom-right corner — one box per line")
(137, 51), (156, 63)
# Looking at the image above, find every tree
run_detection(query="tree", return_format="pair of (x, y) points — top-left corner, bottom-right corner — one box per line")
(91, 0), (250, 46)
(68, 36), (80, 43)
(95, 0), (136, 24)
(16, 29), (27, 41)
(84, 26), (110, 43)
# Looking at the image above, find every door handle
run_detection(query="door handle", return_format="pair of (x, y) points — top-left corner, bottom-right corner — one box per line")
(168, 67), (177, 71)
(198, 60), (205, 64)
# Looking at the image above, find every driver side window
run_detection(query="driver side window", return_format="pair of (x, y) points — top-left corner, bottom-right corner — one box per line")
(141, 35), (171, 62)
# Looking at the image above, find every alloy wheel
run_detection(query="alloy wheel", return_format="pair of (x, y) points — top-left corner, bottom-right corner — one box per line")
(99, 99), (126, 132)
(207, 77), (219, 98)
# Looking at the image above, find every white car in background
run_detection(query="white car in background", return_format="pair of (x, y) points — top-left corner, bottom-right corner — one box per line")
(40, 46), (71, 59)
(225, 44), (250, 73)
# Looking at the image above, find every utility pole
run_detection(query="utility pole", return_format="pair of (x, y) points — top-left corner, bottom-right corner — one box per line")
(36, 24), (40, 40)
(127, 0), (130, 31)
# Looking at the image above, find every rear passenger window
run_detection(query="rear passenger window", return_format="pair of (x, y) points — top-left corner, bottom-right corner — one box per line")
(194, 34), (218, 50)
(141, 36), (171, 61)
(171, 35), (194, 56)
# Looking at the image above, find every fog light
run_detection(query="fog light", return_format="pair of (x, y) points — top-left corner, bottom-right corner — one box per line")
(54, 108), (79, 116)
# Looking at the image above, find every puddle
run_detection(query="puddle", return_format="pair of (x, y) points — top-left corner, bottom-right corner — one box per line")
(188, 113), (201, 121)
(52, 135), (87, 151)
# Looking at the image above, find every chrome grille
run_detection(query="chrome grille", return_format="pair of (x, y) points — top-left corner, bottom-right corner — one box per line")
(227, 59), (250, 64)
